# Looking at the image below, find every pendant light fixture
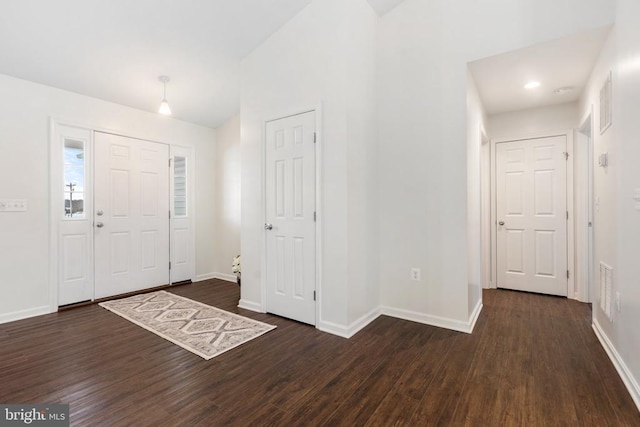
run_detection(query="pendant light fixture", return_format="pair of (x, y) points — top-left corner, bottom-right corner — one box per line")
(158, 75), (172, 115)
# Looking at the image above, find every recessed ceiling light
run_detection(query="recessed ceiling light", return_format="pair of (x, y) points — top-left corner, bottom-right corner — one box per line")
(524, 81), (541, 90)
(553, 86), (575, 95)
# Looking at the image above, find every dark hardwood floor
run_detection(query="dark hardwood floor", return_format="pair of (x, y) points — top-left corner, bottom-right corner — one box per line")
(1, 280), (638, 426)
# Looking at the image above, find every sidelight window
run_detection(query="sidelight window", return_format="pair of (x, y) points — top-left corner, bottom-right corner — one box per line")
(63, 138), (86, 219)
(174, 156), (187, 217)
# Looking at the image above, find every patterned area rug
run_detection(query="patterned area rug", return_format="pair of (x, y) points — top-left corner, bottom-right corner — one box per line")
(99, 290), (276, 360)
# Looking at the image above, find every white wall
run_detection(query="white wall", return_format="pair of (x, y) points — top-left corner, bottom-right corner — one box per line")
(239, 0), (379, 333)
(377, 0), (614, 327)
(346, 2), (379, 326)
(0, 73), (216, 323)
(580, 0), (640, 408)
(614, 0), (640, 407)
(195, 140), (217, 281)
(466, 71), (487, 316)
(212, 114), (241, 280)
(238, 0), (616, 336)
(488, 102), (579, 140)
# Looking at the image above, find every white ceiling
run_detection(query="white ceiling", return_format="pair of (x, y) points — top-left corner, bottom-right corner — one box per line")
(0, 0), (315, 128)
(469, 26), (611, 115)
(0, 0), (408, 129)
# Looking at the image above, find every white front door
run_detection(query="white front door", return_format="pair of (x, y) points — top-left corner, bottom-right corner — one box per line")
(265, 111), (316, 325)
(496, 135), (568, 296)
(94, 132), (170, 299)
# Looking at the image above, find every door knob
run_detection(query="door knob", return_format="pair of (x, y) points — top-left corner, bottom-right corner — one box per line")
(498, 221), (505, 226)
(264, 223), (273, 230)
(96, 210), (104, 216)
(96, 222), (104, 228)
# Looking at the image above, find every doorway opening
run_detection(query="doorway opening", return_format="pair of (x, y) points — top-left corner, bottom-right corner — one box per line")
(467, 26), (609, 299)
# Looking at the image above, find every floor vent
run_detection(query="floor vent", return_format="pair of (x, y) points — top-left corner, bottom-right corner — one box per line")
(599, 262), (613, 321)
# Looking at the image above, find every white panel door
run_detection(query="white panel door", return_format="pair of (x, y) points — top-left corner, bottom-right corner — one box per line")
(496, 136), (567, 296)
(94, 132), (170, 299)
(265, 111), (316, 325)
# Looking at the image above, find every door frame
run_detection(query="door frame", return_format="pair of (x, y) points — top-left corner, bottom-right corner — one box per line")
(260, 105), (322, 327)
(577, 108), (594, 303)
(490, 130), (576, 298)
(49, 118), (195, 311)
(480, 125), (492, 289)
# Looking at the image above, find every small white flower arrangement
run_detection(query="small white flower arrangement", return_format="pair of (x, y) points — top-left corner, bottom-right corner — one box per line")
(232, 255), (241, 285)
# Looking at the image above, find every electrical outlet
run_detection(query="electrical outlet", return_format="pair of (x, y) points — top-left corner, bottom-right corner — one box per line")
(616, 292), (621, 312)
(411, 268), (421, 281)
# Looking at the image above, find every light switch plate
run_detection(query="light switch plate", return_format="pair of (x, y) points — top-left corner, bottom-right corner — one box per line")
(599, 152), (608, 167)
(0, 199), (28, 212)
(633, 188), (640, 211)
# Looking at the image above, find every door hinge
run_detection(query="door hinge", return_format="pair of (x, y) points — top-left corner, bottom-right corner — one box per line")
(169, 210), (171, 219)
(563, 152), (569, 160)
(567, 270), (570, 279)
(313, 132), (317, 143)
(314, 211), (316, 222)
(169, 261), (172, 270)
(313, 290), (316, 301)
(169, 158), (172, 167)
(566, 211), (569, 220)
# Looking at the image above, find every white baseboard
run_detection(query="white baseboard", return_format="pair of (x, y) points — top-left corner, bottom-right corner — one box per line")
(380, 303), (482, 334)
(0, 306), (52, 325)
(238, 299), (263, 313)
(318, 306), (382, 339)
(194, 272), (237, 283)
(213, 272), (237, 283)
(593, 319), (640, 412)
(347, 307), (382, 337)
(468, 299), (483, 333)
(317, 320), (350, 338)
(193, 272), (216, 282)
(317, 303), (483, 339)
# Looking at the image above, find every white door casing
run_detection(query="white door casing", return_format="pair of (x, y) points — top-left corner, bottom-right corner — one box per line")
(265, 111), (317, 325)
(496, 135), (568, 296)
(94, 132), (170, 298)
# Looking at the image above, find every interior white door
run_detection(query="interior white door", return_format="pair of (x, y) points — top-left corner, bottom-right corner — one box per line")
(94, 132), (170, 299)
(265, 111), (316, 325)
(496, 135), (568, 296)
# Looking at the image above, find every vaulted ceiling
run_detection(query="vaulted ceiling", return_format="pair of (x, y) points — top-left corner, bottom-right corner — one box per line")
(0, 0), (406, 129)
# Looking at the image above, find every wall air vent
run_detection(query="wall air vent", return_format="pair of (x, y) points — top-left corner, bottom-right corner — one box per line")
(599, 71), (612, 134)
(599, 262), (613, 321)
